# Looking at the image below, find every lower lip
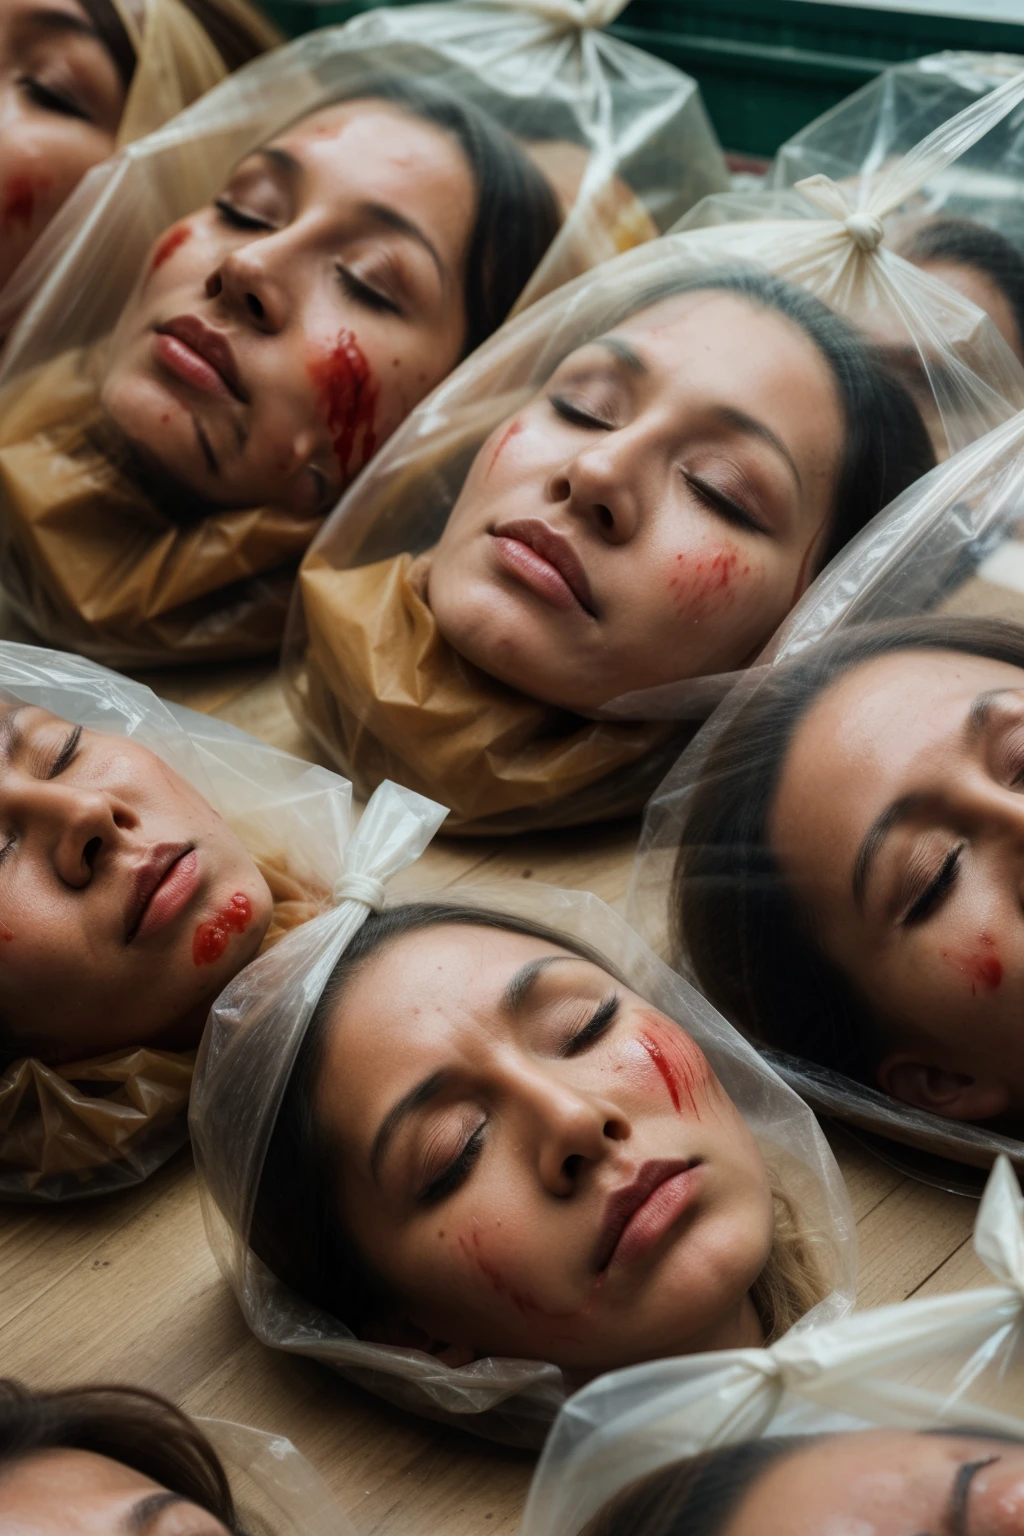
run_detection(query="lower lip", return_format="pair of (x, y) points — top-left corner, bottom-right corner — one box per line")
(610, 1167), (702, 1269)
(491, 535), (580, 612)
(153, 332), (231, 398)
(134, 849), (201, 943)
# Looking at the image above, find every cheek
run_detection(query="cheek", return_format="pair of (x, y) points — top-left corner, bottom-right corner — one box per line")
(663, 543), (753, 623)
(484, 419), (524, 480)
(620, 1010), (716, 1120)
(939, 931), (1003, 995)
(192, 892), (253, 967)
(449, 1222), (606, 1340)
(308, 328), (379, 479)
(148, 221), (193, 276)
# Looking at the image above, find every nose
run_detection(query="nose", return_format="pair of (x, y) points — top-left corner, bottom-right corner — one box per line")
(11, 780), (135, 889)
(206, 237), (291, 334)
(509, 1061), (630, 1196)
(548, 432), (642, 545)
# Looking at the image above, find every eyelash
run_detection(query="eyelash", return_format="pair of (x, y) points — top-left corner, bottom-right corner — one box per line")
(336, 265), (401, 316)
(561, 992), (620, 1057)
(903, 842), (963, 927)
(684, 472), (765, 535)
(47, 726), (82, 780)
(19, 75), (88, 121)
(550, 395), (614, 431)
(214, 198), (273, 232)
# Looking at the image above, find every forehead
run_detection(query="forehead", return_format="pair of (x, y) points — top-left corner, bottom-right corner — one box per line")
(272, 98), (459, 167)
(610, 289), (812, 360)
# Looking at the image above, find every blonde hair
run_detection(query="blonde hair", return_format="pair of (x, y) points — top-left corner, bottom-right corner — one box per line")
(751, 1179), (832, 1344)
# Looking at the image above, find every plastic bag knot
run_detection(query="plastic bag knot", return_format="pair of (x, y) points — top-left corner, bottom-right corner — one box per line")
(843, 210), (884, 252)
(332, 872), (386, 912)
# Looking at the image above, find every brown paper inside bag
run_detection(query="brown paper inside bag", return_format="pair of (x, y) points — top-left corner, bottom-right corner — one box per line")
(299, 550), (682, 835)
(0, 347), (320, 666)
(0, 856), (329, 1196)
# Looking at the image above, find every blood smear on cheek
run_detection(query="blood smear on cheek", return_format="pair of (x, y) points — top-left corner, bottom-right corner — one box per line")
(308, 329), (379, 478)
(2, 175), (43, 229)
(485, 420), (522, 479)
(457, 1229), (598, 1339)
(150, 223), (191, 274)
(942, 934), (1003, 995)
(636, 1010), (712, 1118)
(192, 892), (252, 966)
(667, 548), (745, 617)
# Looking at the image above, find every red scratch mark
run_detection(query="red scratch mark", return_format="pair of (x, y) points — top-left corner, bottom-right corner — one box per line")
(486, 419), (522, 479)
(457, 1230), (605, 1340)
(636, 1010), (712, 1119)
(0, 921), (14, 942)
(193, 892), (252, 966)
(667, 547), (741, 616)
(150, 223), (191, 273)
(2, 175), (42, 228)
(941, 934), (1003, 995)
(308, 329), (378, 478)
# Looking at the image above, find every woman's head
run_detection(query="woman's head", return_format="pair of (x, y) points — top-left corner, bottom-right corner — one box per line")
(99, 80), (561, 521)
(679, 615), (1024, 1126)
(0, 1377), (247, 1534)
(250, 901), (828, 1380)
(426, 268), (935, 715)
(583, 1428), (1024, 1536)
(0, 698), (272, 1067)
(0, 0), (276, 299)
(897, 216), (1024, 366)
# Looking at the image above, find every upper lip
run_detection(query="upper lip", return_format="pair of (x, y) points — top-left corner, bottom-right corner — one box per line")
(592, 1159), (695, 1273)
(123, 842), (194, 942)
(493, 518), (596, 615)
(155, 315), (248, 402)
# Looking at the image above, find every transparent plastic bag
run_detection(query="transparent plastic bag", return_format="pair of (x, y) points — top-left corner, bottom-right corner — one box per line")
(770, 51), (1024, 253)
(0, 638), (354, 1201)
(190, 828), (855, 1447)
(283, 70), (1024, 837)
(520, 1155), (1024, 1536)
(199, 1416), (354, 1535)
(630, 405), (1024, 1181)
(0, 0), (725, 670)
(0, 0), (280, 345)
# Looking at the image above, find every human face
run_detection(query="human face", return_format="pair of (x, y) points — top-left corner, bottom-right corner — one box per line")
(726, 1431), (1024, 1536)
(0, 0), (126, 293)
(100, 99), (474, 519)
(0, 702), (272, 1063)
(0, 1447), (230, 1534)
(770, 648), (1024, 1122)
(427, 291), (844, 714)
(319, 924), (774, 1374)
(912, 256), (1024, 366)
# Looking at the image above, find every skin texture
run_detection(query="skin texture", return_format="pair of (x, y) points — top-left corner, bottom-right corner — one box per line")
(0, 0), (126, 295)
(0, 1447), (229, 1534)
(0, 701), (272, 1064)
(100, 98), (476, 519)
(427, 291), (844, 714)
(770, 648), (1024, 1123)
(319, 924), (774, 1375)
(912, 256), (1024, 366)
(726, 1430), (1024, 1536)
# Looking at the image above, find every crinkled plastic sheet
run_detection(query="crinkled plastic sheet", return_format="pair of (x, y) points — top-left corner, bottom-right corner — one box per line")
(0, 0), (280, 344)
(199, 1417), (354, 1536)
(0, 0), (725, 668)
(520, 1155), (1024, 1536)
(191, 855), (855, 1446)
(0, 639), (352, 1201)
(771, 51), (1024, 249)
(629, 406), (1024, 1183)
(284, 72), (1024, 836)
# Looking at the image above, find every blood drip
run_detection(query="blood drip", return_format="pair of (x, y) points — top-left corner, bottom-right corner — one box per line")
(192, 892), (252, 966)
(308, 329), (378, 478)
(637, 1010), (711, 1118)
(486, 420), (522, 478)
(2, 175), (37, 228)
(150, 224), (191, 273)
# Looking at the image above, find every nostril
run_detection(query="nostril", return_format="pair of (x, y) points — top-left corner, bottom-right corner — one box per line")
(204, 273), (222, 299)
(562, 1153), (583, 1181)
(83, 836), (101, 870)
(597, 505), (614, 532)
(246, 292), (265, 321)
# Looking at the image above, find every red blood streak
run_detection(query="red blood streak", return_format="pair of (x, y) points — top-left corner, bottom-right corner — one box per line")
(457, 1230), (604, 1331)
(0, 921), (14, 942)
(308, 329), (378, 478)
(192, 892), (252, 966)
(486, 419), (522, 478)
(637, 1010), (711, 1119)
(150, 223), (191, 273)
(941, 934), (1003, 995)
(667, 547), (740, 614)
(3, 174), (41, 228)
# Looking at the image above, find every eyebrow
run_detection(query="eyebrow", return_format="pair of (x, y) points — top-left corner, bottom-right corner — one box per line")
(714, 405), (803, 491)
(370, 1068), (451, 1183)
(964, 687), (1014, 743)
(499, 954), (576, 1014)
(0, 706), (27, 771)
(124, 1492), (192, 1534)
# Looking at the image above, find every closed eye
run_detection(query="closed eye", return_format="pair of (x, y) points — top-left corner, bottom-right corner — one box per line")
(19, 75), (89, 120)
(561, 994), (620, 1057)
(418, 1121), (486, 1206)
(902, 843), (962, 927)
(214, 198), (274, 233)
(550, 395), (613, 431)
(683, 471), (766, 535)
(47, 726), (82, 780)
(337, 265), (402, 316)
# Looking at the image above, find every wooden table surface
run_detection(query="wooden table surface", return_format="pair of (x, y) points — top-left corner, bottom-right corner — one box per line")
(0, 656), (995, 1536)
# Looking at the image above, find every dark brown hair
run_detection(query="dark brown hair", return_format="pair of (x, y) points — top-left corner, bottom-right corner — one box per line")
(0, 1378), (248, 1532)
(898, 215), (1024, 359)
(78, 0), (279, 85)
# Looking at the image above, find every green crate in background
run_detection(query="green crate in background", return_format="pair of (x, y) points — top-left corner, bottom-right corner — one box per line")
(257, 0), (1024, 157)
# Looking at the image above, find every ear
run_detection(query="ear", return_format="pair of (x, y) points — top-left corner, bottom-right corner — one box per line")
(876, 1053), (1010, 1123)
(359, 1314), (476, 1368)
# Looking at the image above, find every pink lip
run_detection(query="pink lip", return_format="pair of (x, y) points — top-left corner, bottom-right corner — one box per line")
(491, 519), (596, 615)
(153, 315), (246, 402)
(124, 844), (200, 943)
(594, 1160), (701, 1272)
